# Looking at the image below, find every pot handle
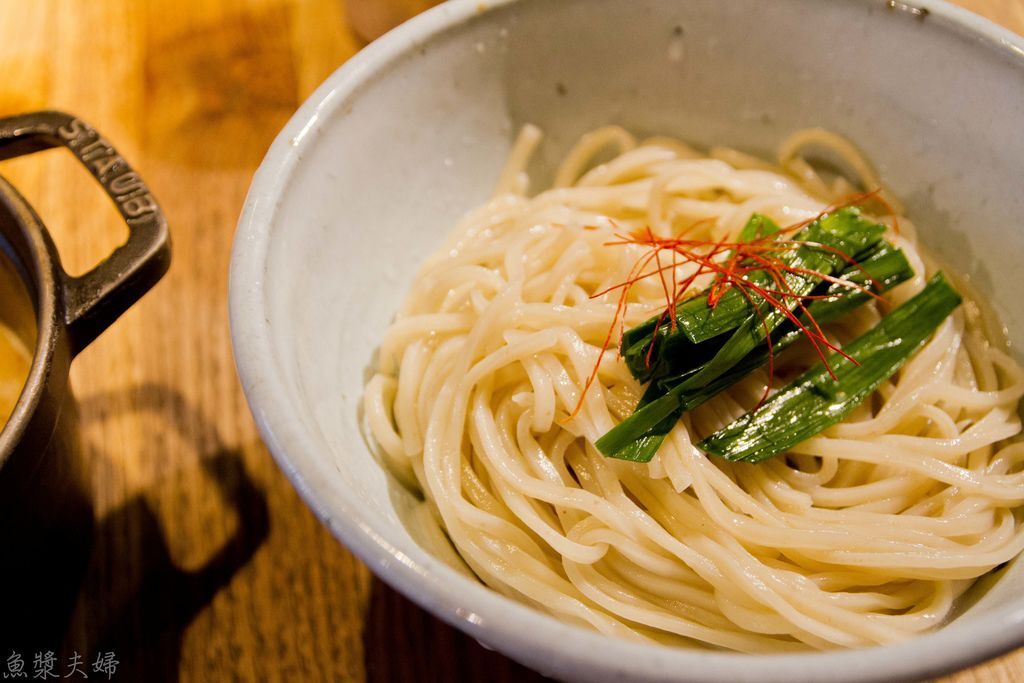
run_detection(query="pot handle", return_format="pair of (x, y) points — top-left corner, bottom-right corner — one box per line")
(0, 111), (170, 356)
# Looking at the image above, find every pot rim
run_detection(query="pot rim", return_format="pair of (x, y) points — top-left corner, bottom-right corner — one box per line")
(0, 176), (64, 462)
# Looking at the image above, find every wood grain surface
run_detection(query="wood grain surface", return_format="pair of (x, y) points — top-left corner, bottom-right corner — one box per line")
(0, 1), (1021, 681)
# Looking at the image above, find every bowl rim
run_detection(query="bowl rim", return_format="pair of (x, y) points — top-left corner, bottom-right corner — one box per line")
(229, 1), (1024, 680)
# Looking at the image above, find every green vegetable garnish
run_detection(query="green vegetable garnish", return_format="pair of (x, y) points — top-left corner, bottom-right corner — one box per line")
(591, 201), (957, 466)
(700, 273), (961, 463)
(598, 240), (914, 462)
(621, 208), (885, 383)
(598, 210), (902, 460)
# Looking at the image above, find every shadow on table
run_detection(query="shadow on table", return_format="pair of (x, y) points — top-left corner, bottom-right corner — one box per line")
(0, 384), (269, 682)
(362, 577), (552, 683)
(82, 449), (267, 682)
(75, 384), (269, 682)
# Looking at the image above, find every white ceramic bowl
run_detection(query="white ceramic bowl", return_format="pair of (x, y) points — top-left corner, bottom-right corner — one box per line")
(229, 1), (1024, 680)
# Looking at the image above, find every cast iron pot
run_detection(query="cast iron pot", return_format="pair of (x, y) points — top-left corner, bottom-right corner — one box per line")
(0, 111), (169, 646)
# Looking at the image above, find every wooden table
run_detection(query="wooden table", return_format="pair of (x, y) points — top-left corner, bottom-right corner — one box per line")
(0, 1), (1021, 680)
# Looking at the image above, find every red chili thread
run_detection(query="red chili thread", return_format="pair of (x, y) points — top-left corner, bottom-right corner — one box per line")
(564, 190), (894, 420)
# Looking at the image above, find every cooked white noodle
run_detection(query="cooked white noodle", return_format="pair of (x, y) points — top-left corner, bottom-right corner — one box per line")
(364, 126), (1024, 651)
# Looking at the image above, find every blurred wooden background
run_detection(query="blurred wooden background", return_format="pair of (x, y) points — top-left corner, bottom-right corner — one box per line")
(0, 0), (1021, 680)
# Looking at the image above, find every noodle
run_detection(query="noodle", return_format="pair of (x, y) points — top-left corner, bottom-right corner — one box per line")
(363, 126), (1024, 651)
